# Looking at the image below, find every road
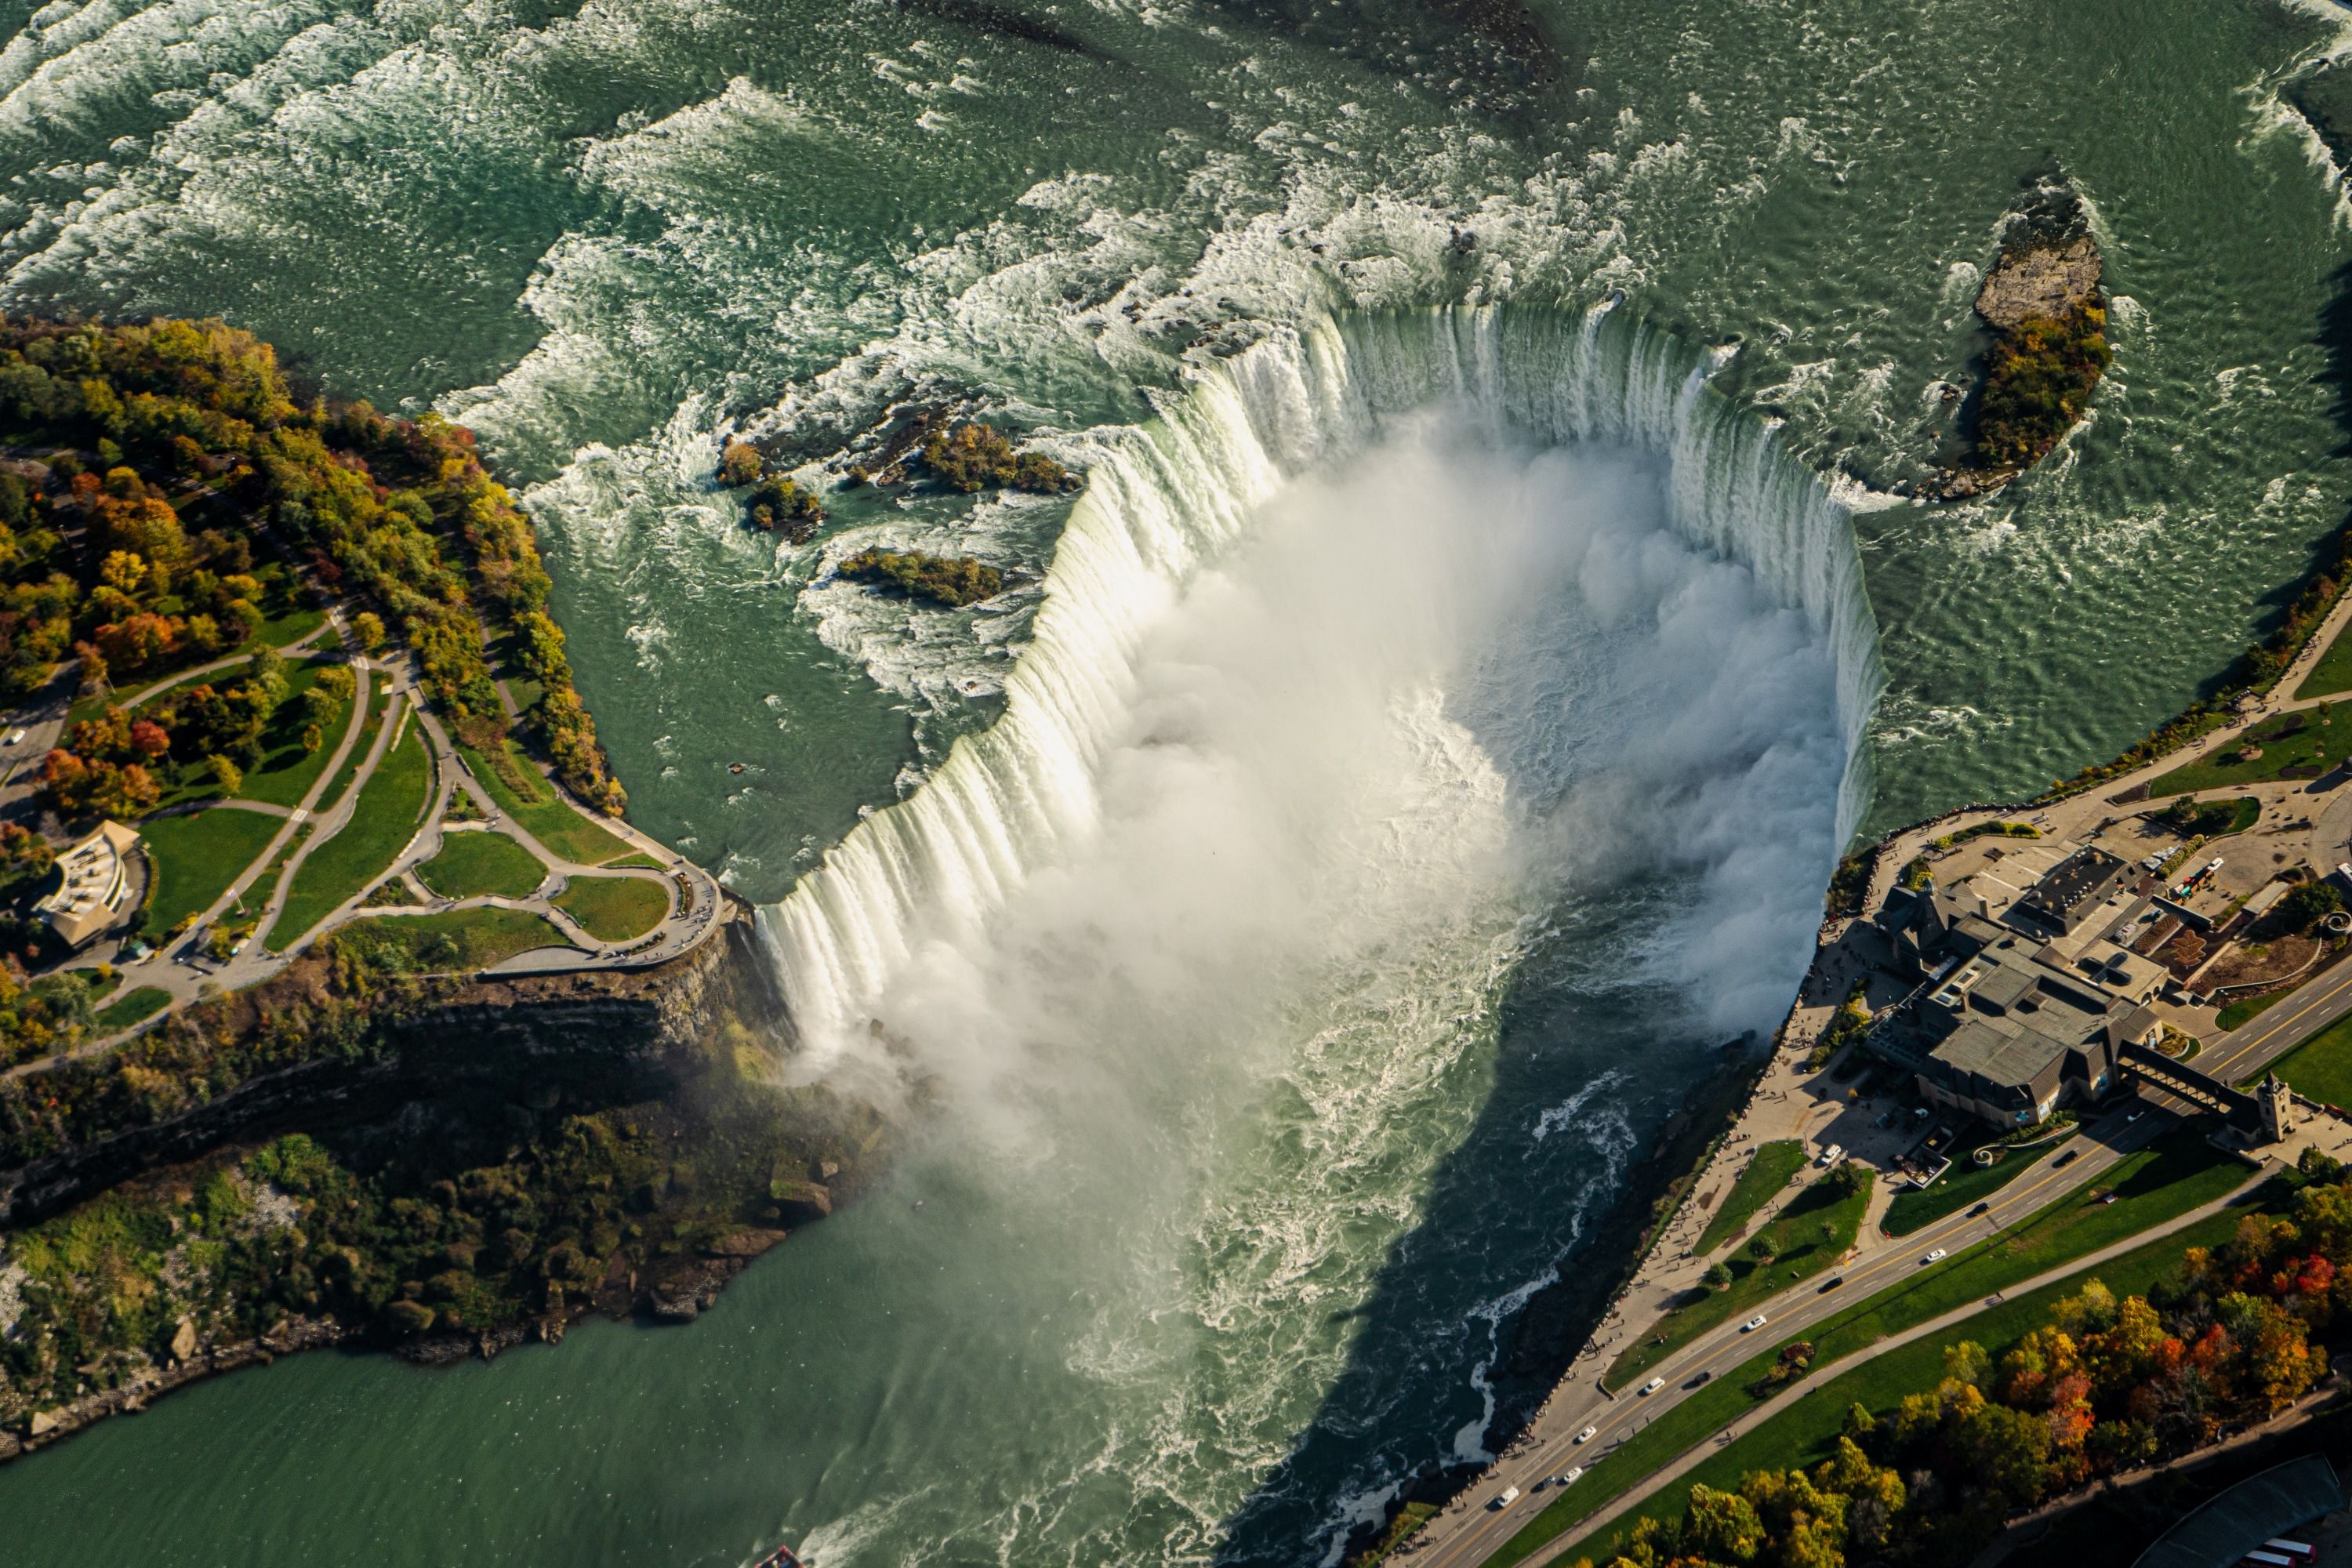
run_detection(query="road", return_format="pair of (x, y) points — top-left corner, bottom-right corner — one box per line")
(2199, 953), (2352, 1085)
(1404, 1102), (2189, 1568)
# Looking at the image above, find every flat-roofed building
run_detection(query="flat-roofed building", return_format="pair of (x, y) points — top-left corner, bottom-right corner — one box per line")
(34, 819), (140, 947)
(2012, 846), (2136, 938)
(1867, 902), (2151, 1127)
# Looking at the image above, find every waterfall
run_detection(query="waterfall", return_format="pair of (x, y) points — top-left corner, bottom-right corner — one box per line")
(759, 305), (1887, 1068)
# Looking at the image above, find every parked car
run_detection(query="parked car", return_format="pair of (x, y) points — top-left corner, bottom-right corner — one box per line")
(1574, 1425), (1599, 1444)
(1743, 1315), (1769, 1332)
(1817, 1143), (1844, 1167)
(1640, 1377), (1665, 1396)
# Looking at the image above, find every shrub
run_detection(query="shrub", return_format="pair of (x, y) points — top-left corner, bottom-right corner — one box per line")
(837, 547), (1002, 608)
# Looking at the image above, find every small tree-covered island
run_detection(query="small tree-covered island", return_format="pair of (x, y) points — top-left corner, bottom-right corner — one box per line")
(0, 320), (881, 1458)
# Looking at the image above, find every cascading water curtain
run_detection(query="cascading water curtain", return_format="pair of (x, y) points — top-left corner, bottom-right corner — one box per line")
(760, 304), (1887, 1070)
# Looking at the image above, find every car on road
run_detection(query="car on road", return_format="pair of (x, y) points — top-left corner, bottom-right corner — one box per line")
(1639, 1377), (1665, 1396)
(1921, 1248), (1947, 1265)
(1555, 1467), (1584, 1486)
(1743, 1314), (1769, 1332)
(3, 728), (22, 745)
(1490, 1486), (1520, 1509)
(2054, 1149), (2080, 1168)
(1968, 1201), (1991, 1216)
(1819, 1275), (1846, 1293)
(1574, 1425), (1599, 1444)
(1685, 1370), (1713, 1388)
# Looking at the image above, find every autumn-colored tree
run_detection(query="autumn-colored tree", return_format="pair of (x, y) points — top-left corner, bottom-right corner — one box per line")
(719, 440), (763, 485)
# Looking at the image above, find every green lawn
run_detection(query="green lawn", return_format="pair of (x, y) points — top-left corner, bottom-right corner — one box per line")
(2217, 986), (2293, 1032)
(1882, 1132), (2072, 1237)
(1573, 1197), (2268, 1564)
(267, 720), (433, 952)
(137, 808), (282, 941)
(1695, 1140), (1809, 1254)
(2261, 1009), (2352, 1105)
(1610, 1173), (1872, 1388)
(94, 985), (171, 1032)
(233, 664), (355, 808)
(608, 851), (668, 871)
(553, 874), (668, 942)
(313, 681), (381, 814)
(2150, 706), (2352, 796)
(415, 830), (546, 900)
(328, 906), (575, 972)
(1490, 1128), (2247, 1563)
(457, 739), (631, 866)
(2299, 623), (2352, 699)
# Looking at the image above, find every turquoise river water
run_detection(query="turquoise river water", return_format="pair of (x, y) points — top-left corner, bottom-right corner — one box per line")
(5, 1), (2352, 1564)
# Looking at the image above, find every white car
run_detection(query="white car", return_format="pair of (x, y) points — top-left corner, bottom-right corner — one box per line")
(1574, 1425), (1599, 1444)
(1743, 1315), (1769, 1332)
(1640, 1377), (1665, 1396)
(1555, 1467), (1585, 1486)
(1817, 1144), (1844, 1167)
(1922, 1248), (1947, 1265)
(1490, 1485), (1520, 1509)
(3, 728), (22, 745)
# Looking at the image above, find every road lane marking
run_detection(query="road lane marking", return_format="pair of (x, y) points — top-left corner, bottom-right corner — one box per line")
(1428, 1123), (2159, 1567)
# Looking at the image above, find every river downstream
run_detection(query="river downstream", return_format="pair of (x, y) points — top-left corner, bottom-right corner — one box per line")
(5, 2), (2352, 1565)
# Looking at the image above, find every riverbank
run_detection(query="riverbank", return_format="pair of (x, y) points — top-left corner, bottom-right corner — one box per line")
(0, 908), (885, 1461)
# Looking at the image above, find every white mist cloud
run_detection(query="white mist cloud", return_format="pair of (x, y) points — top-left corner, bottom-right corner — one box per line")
(826, 411), (1846, 1151)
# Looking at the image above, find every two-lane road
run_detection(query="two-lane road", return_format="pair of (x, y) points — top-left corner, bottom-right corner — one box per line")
(1406, 1102), (2180, 1568)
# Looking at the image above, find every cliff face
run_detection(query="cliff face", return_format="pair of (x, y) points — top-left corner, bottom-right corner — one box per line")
(0, 909), (882, 1459)
(0, 912), (779, 1228)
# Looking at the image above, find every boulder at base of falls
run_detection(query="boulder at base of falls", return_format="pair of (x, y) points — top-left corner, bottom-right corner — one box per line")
(769, 1177), (833, 1226)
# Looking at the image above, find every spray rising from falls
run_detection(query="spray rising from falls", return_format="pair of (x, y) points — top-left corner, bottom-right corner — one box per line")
(760, 307), (1886, 1076)
(739, 307), (1886, 1567)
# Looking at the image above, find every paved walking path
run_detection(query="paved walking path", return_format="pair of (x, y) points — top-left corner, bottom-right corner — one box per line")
(1507, 1164), (2277, 1567)
(1403, 1099), (2198, 1567)
(5, 601), (727, 1070)
(1403, 588), (2352, 1568)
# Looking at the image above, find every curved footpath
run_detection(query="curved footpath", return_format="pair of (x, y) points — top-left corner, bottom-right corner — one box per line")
(4, 604), (727, 1073)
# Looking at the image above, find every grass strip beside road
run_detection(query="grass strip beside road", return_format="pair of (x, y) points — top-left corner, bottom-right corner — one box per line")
(94, 985), (170, 1032)
(2218, 987), (2292, 1032)
(328, 907), (573, 971)
(1693, 1140), (1807, 1255)
(552, 874), (667, 942)
(138, 808), (282, 942)
(416, 831), (546, 900)
(2259, 1009), (2352, 1105)
(1572, 1200), (2266, 1563)
(1490, 1127), (2243, 1564)
(267, 720), (432, 951)
(1609, 1173), (1871, 1388)
(457, 739), (630, 866)
(1882, 1133), (2072, 1237)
